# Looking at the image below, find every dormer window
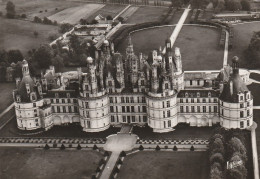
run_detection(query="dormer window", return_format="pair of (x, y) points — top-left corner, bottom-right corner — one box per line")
(208, 92), (211, 97)
(17, 96), (21, 103)
(197, 92), (200, 98)
(25, 84), (30, 94)
(240, 95), (244, 101)
(55, 93), (59, 98)
(67, 93), (70, 98)
(185, 92), (188, 98)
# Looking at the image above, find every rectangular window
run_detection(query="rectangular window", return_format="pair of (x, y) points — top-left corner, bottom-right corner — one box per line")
(131, 97), (134, 103)
(247, 110), (250, 116)
(138, 106), (140, 112)
(122, 106), (125, 113)
(73, 99), (77, 103)
(197, 80), (200, 85)
(162, 102), (165, 108)
(68, 106), (71, 113)
(197, 99), (200, 103)
(56, 99), (59, 103)
(62, 99), (65, 103)
(214, 106), (217, 113)
(197, 106), (200, 113)
(127, 106), (130, 112)
(143, 116), (147, 122)
(168, 120), (171, 127)
(180, 106), (184, 113)
(180, 99), (183, 103)
(123, 116), (126, 122)
(247, 120), (250, 126)
(63, 106), (66, 113)
(167, 110), (170, 117)
(142, 106), (147, 112)
(203, 98), (206, 103)
(115, 97), (117, 103)
(240, 111), (244, 118)
(85, 102), (89, 108)
(209, 106), (211, 113)
(68, 99), (71, 103)
(164, 121), (166, 128)
(126, 97), (129, 103)
(109, 97), (113, 103)
(132, 116), (135, 122)
(167, 101), (170, 107)
(240, 103), (243, 108)
(240, 121), (244, 128)
(203, 106), (206, 112)
(131, 106), (134, 112)
(191, 106), (195, 112)
(190, 80), (193, 85)
(186, 106), (189, 113)
(163, 111), (165, 118)
(51, 99), (54, 103)
(121, 97), (125, 103)
(111, 116), (115, 122)
(214, 98), (217, 103)
(110, 106), (114, 112)
(191, 99), (194, 103)
(142, 97), (146, 103)
(57, 106), (60, 113)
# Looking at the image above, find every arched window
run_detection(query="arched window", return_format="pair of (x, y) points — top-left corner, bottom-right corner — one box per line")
(165, 83), (169, 89)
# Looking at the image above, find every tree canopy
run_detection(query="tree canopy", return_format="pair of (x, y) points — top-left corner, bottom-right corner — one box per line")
(6, 1), (15, 18)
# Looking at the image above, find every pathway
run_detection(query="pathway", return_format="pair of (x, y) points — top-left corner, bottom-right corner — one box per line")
(113, 5), (131, 21)
(0, 103), (15, 130)
(100, 151), (120, 179)
(162, 4), (191, 54)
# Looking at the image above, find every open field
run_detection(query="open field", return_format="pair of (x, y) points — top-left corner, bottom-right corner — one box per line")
(0, 118), (120, 138)
(87, 4), (127, 22)
(119, 6), (139, 21)
(0, 83), (15, 113)
(117, 151), (209, 179)
(228, 22), (260, 68)
(117, 25), (223, 70)
(0, 147), (102, 179)
(126, 6), (166, 24)
(0, 17), (60, 55)
(133, 124), (214, 140)
(48, 3), (105, 24)
(0, 0), (89, 21)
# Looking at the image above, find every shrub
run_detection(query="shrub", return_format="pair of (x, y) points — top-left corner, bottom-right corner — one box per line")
(21, 14), (26, 18)
(155, 145), (161, 151)
(120, 151), (126, 157)
(96, 166), (101, 173)
(44, 144), (50, 150)
(173, 145), (178, 151)
(139, 145), (144, 151)
(77, 144), (82, 150)
(117, 159), (123, 165)
(68, 144), (72, 148)
(91, 175), (96, 179)
(34, 16), (42, 23)
(93, 144), (98, 150)
(53, 143), (57, 148)
(99, 159), (105, 166)
(210, 153), (224, 165)
(39, 10), (43, 13)
(190, 145), (195, 151)
(60, 144), (65, 150)
(114, 167), (120, 173)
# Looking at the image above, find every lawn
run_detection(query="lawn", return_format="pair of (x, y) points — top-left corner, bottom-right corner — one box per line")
(117, 151), (209, 179)
(0, 83), (15, 113)
(117, 25), (223, 71)
(0, 0), (89, 21)
(133, 124), (214, 140)
(0, 147), (102, 179)
(48, 3), (105, 24)
(0, 17), (60, 55)
(228, 22), (260, 68)
(87, 4), (127, 22)
(126, 6), (166, 24)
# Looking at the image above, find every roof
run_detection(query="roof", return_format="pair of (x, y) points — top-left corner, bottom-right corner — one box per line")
(18, 76), (37, 102)
(177, 89), (218, 98)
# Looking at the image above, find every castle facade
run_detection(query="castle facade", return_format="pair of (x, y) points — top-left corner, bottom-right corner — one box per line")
(13, 37), (253, 133)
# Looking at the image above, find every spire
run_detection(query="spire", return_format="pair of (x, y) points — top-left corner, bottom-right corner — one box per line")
(128, 35), (132, 46)
(232, 56), (239, 74)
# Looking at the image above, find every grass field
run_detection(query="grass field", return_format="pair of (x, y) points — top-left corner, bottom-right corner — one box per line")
(117, 25), (223, 70)
(87, 4), (127, 22)
(0, 147), (102, 179)
(117, 151), (209, 179)
(126, 6), (166, 24)
(0, 17), (60, 55)
(228, 22), (260, 68)
(133, 124), (213, 140)
(48, 3), (105, 24)
(0, 83), (15, 113)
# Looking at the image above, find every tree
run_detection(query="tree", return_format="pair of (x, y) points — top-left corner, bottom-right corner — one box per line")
(93, 144), (98, 150)
(91, 19), (98, 24)
(241, 0), (250, 11)
(77, 144), (82, 150)
(59, 23), (73, 33)
(210, 153), (225, 165)
(60, 144), (65, 150)
(34, 16), (42, 23)
(106, 15), (113, 20)
(33, 31), (39, 38)
(227, 137), (247, 162)
(226, 0), (242, 11)
(51, 55), (64, 72)
(6, 50), (23, 63)
(6, 1), (15, 18)
(155, 145), (161, 151)
(139, 145), (144, 151)
(210, 166), (223, 179)
(69, 34), (83, 55)
(44, 144), (50, 150)
(32, 45), (53, 69)
(79, 18), (88, 25)
(209, 138), (225, 155)
(216, 0), (225, 11)
(118, 16), (124, 23)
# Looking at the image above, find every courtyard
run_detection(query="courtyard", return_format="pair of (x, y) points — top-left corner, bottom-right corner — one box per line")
(0, 147), (102, 179)
(116, 25), (223, 71)
(117, 151), (209, 179)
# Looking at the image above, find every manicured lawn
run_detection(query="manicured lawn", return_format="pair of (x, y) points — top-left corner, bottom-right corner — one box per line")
(0, 147), (102, 179)
(228, 22), (260, 68)
(117, 25), (223, 70)
(0, 17), (60, 55)
(133, 124), (214, 140)
(87, 4), (127, 22)
(126, 6), (167, 24)
(0, 83), (15, 113)
(117, 151), (209, 179)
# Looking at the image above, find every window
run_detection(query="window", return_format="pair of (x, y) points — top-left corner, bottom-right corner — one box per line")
(214, 98), (217, 103)
(180, 99), (183, 103)
(190, 80), (193, 85)
(131, 106), (134, 112)
(109, 97), (113, 103)
(167, 101), (170, 107)
(164, 121), (166, 128)
(240, 121), (244, 128)
(162, 102), (165, 108)
(203, 106), (206, 112)
(203, 98), (206, 103)
(131, 97), (134, 103)
(197, 106), (200, 113)
(73, 99), (77, 103)
(68, 106), (71, 113)
(127, 106), (130, 112)
(142, 106), (147, 112)
(186, 99), (188, 103)
(87, 121), (91, 128)
(186, 106), (189, 112)
(240, 111), (244, 118)
(165, 83), (169, 89)
(209, 106), (211, 113)
(191, 106), (195, 112)
(167, 110), (170, 117)
(197, 80), (200, 85)
(168, 120), (171, 127)
(33, 103), (36, 107)
(247, 110), (250, 116)
(111, 116), (115, 122)
(240, 96), (243, 101)
(163, 111), (165, 118)
(142, 97), (146, 103)
(122, 106), (125, 113)
(138, 106), (140, 112)
(68, 99), (71, 103)
(197, 99), (200, 103)
(57, 106), (60, 113)
(63, 106), (66, 113)
(247, 102), (249, 107)
(221, 109), (223, 115)
(191, 99), (194, 103)
(123, 116), (126, 122)
(240, 103), (243, 108)
(85, 102), (89, 108)
(132, 116), (135, 122)
(56, 99), (59, 103)
(214, 106), (217, 113)
(51, 99), (54, 103)
(108, 81), (112, 86)
(247, 120), (250, 126)
(110, 106), (114, 112)
(126, 97), (129, 103)
(74, 106), (78, 113)
(121, 97), (125, 103)
(143, 116), (147, 122)
(67, 93), (70, 98)
(115, 97), (117, 103)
